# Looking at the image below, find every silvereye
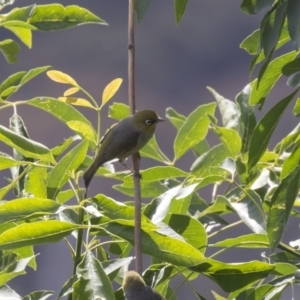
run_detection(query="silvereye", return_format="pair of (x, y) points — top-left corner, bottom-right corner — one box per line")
(123, 271), (166, 300)
(83, 110), (164, 188)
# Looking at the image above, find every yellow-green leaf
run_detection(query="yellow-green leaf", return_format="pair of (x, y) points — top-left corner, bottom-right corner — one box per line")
(58, 97), (95, 109)
(67, 121), (97, 146)
(102, 78), (123, 107)
(63, 87), (80, 96)
(47, 70), (78, 86)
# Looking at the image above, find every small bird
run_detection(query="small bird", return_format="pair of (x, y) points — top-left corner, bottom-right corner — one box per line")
(83, 110), (164, 188)
(123, 270), (166, 300)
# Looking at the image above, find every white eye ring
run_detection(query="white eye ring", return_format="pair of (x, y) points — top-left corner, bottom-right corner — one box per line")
(145, 119), (153, 125)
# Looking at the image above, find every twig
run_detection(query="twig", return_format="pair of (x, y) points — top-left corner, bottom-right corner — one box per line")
(128, 0), (142, 274)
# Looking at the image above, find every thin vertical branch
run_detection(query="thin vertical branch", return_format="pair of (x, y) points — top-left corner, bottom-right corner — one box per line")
(128, 0), (142, 274)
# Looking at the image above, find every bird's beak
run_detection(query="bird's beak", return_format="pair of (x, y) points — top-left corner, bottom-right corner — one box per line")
(157, 117), (165, 123)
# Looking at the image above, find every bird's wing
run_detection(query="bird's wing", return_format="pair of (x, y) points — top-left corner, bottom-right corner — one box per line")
(100, 121), (140, 161)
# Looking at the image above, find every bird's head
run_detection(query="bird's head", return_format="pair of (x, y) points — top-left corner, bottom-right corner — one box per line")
(132, 109), (165, 133)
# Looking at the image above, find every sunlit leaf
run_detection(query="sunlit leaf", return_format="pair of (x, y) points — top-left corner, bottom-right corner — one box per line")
(0, 198), (61, 223)
(191, 258), (274, 292)
(248, 90), (298, 170)
(174, 103), (216, 160)
(268, 167), (300, 251)
(109, 102), (130, 121)
(0, 220), (78, 250)
(0, 66), (50, 99)
(249, 52), (297, 107)
(0, 125), (55, 164)
(73, 251), (114, 300)
(102, 78), (123, 107)
(105, 220), (206, 267)
(29, 4), (108, 30)
(47, 140), (89, 199)
(47, 70), (78, 86)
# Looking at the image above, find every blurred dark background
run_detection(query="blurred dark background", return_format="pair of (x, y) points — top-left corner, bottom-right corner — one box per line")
(1, 0), (299, 299)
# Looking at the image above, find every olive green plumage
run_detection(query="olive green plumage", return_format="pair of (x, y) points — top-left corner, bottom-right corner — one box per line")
(123, 271), (166, 300)
(83, 110), (164, 188)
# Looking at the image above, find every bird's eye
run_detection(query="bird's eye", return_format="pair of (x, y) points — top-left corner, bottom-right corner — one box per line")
(145, 119), (153, 125)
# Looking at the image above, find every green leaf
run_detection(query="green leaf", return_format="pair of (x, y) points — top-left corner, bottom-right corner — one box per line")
(0, 181), (16, 200)
(0, 125), (55, 164)
(240, 29), (260, 55)
(0, 66), (51, 100)
(249, 51), (297, 107)
(73, 251), (114, 300)
(0, 285), (21, 300)
(102, 78), (123, 107)
(166, 214), (207, 252)
(135, 0), (153, 24)
(0, 256), (34, 286)
(27, 97), (96, 141)
(198, 195), (229, 217)
(47, 140), (89, 199)
(281, 142), (300, 180)
(282, 57), (300, 76)
(0, 220), (78, 250)
(207, 87), (241, 132)
(0, 39), (20, 64)
(105, 220), (206, 267)
(3, 21), (33, 48)
(248, 89), (298, 170)
(0, 155), (30, 170)
(240, 0), (273, 14)
(211, 233), (269, 248)
(91, 194), (150, 223)
(139, 136), (169, 163)
(213, 127), (241, 158)
(293, 97), (300, 116)
(24, 166), (48, 198)
(191, 258), (274, 292)
(236, 84), (256, 152)
(268, 166), (300, 251)
(66, 121), (97, 147)
(29, 4), (107, 30)
(51, 136), (76, 157)
(224, 189), (267, 234)
(175, 0), (188, 24)
(287, 0), (300, 50)
(144, 183), (198, 223)
(108, 102), (130, 121)
(124, 166), (188, 184)
(12, 245), (36, 270)
(274, 262), (298, 276)
(0, 198), (61, 223)
(287, 71), (300, 88)
(166, 107), (186, 129)
(241, 20), (291, 73)
(174, 103), (216, 160)
(190, 144), (230, 176)
(114, 181), (167, 198)
(4, 5), (34, 22)
(260, 2), (286, 61)
(274, 123), (300, 153)
(9, 113), (33, 196)
(22, 291), (53, 300)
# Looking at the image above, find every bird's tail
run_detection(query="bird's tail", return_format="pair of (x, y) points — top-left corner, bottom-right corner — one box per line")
(83, 160), (101, 189)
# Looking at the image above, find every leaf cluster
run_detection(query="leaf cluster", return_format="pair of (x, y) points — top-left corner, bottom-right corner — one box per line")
(1, 0), (300, 300)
